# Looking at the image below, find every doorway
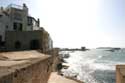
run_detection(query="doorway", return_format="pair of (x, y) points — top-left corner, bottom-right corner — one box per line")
(30, 40), (40, 50)
(15, 41), (21, 49)
(0, 35), (2, 47)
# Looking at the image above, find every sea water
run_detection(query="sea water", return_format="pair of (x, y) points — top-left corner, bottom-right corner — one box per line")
(60, 49), (125, 83)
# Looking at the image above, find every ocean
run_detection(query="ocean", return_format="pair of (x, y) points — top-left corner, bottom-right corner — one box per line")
(59, 49), (125, 83)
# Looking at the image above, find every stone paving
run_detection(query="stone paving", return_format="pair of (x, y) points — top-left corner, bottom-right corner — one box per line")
(48, 72), (79, 83)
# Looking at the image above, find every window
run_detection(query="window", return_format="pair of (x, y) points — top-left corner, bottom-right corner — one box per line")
(0, 36), (3, 47)
(27, 17), (33, 26)
(6, 25), (8, 29)
(0, 35), (2, 42)
(19, 24), (22, 31)
(0, 35), (2, 46)
(13, 23), (17, 30)
(13, 22), (22, 31)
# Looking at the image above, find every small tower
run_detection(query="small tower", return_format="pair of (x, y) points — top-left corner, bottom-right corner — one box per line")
(22, 3), (28, 30)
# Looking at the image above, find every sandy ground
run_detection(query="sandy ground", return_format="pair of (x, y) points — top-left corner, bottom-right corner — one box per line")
(48, 72), (79, 83)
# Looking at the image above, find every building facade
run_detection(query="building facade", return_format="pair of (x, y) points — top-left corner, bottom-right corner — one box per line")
(0, 4), (53, 52)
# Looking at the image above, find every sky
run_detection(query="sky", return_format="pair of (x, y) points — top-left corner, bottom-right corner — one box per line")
(0, 0), (125, 48)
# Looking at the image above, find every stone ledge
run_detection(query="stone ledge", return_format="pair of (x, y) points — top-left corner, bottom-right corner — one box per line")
(0, 50), (52, 83)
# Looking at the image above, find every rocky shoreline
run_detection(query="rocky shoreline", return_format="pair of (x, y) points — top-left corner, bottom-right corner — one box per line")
(57, 51), (84, 83)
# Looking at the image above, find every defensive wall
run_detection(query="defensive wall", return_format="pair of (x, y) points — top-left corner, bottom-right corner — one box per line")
(5, 30), (43, 51)
(0, 50), (53, 83)
(116, 65), (125, 83)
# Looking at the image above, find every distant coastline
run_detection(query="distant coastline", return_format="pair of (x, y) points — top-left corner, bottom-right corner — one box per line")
(96, 47), (121, 52)
(60, 47), (89, 51)
(96, 47), (121, 49)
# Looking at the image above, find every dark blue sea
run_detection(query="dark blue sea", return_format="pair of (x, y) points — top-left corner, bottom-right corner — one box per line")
(60, 49), (125, 83)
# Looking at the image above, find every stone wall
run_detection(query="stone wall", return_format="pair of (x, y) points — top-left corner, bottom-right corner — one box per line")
(0, 54), (53, 83)
(48, 48), (61, 72)
(116, 65), (125, 83)
(5, 30), (43, 51)
(4, 30), (53, 53)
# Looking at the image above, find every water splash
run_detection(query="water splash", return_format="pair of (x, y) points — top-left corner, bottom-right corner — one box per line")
(60, 49), (125, 83)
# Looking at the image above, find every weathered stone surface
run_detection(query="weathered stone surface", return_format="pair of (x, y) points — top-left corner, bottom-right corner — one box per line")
(48, 72), (79, 83)
(116, 65), (125, 83)
(0, 50), (53, 83)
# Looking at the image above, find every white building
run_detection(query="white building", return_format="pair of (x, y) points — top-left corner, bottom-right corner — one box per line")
(0, 3), (40, 43)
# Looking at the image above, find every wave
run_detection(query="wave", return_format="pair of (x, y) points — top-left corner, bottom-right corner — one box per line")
(60, 49), (125, 83)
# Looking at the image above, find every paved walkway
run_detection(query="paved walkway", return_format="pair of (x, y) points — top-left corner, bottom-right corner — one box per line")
(48, 72), (78, 83)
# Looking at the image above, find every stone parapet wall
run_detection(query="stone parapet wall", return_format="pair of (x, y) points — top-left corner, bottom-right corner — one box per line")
(48, 48), (60, 72)
(116, 65), (125, 83)
(0, 51), (53, 83)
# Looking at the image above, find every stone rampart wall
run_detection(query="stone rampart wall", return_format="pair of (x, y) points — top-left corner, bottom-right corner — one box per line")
(0, 56), (53, 83)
